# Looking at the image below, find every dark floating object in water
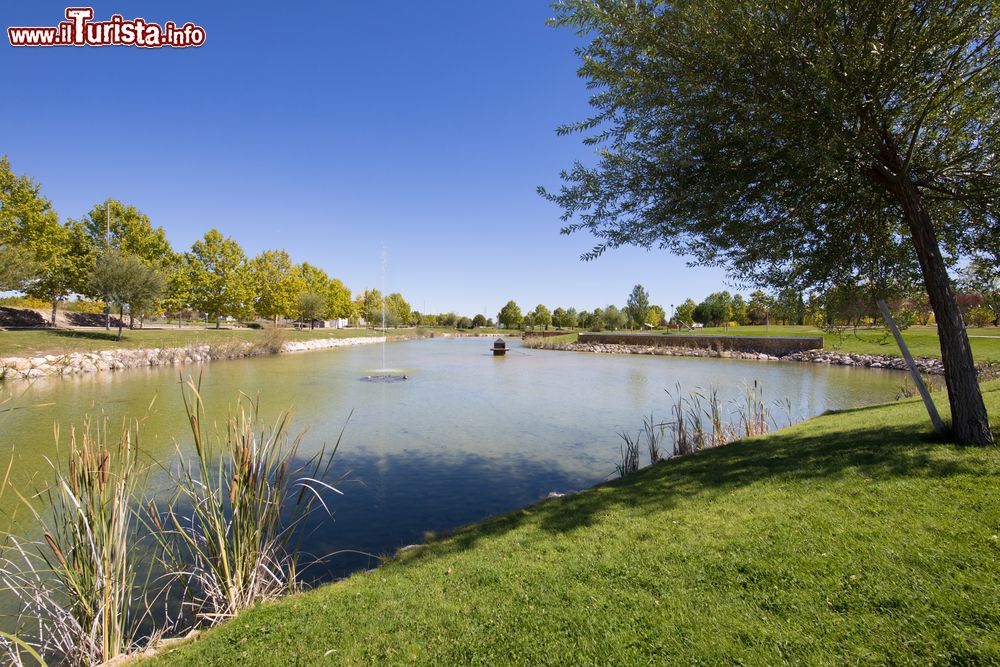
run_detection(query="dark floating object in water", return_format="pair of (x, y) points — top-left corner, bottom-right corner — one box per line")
(492, 338), (508, 356)
(360, 374), (408, 383)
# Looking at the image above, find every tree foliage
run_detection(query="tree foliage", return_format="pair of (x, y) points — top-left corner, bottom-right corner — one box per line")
(296, 291), (326, 328)
(0, 245), (37, 291)
(384, 293), (412, 327)
(186, 229), (252, 327)
(694, 292), (733, 327)
(674, 299), (696, 327)
(86, 251), (165, 340)
(625, 284), (650, 329)
(498, 300), (523, 329)
(545, 0), (999, 442)
(74, 199), (173, 272)
(253, 250), (303, 323)
(533, 304), (553, 330)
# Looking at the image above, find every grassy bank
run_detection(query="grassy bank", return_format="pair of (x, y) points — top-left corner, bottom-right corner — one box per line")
(526, 326), (1000, 362)
(150, 383), (1000, 665)
(0, 327), (521, 358)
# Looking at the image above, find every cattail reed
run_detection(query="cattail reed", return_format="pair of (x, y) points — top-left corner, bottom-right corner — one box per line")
(151, 378), (348, 624)
(616, 382), (793, 477)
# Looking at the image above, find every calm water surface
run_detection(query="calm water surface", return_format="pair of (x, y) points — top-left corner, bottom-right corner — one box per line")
(1, 336), (904, 580)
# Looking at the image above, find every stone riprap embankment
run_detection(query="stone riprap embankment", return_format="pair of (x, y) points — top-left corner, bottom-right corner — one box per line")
(281, 337), (384, 353)
(541, 341), (946, 375)
(576, 332), (824, 355)
(0, 336), (384, 382)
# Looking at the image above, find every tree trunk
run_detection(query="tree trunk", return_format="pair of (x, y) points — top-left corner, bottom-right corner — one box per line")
(893, 177), (993, 445)
(215, 315), (221, 330)
(117, 306), (124, 341)
(50, 299), (58, 326)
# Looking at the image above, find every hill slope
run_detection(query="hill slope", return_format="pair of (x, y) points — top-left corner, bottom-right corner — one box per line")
(152, 384), (1000, 665)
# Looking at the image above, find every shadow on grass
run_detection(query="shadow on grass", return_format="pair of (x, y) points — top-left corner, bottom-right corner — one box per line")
(401, 387), (1000, 563)
(35, 328), (125, 344)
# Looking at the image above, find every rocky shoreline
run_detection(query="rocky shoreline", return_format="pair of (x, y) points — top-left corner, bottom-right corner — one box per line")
(539, 341), (947, 375)
(0, 336), (384, 382)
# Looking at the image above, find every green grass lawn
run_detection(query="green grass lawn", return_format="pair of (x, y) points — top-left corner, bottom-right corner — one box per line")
(535, 325), (1000, 362)
(149, 383), (1000, 665)
(673, 324), (1000, 361)
(0, 327), (521, 358)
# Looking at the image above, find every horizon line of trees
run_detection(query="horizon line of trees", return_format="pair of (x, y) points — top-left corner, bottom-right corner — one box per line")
(0, 156), (432, 337)
(497, 278), (999, 333)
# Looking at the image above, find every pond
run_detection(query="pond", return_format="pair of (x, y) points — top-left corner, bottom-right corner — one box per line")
(0, 336), (904, 584)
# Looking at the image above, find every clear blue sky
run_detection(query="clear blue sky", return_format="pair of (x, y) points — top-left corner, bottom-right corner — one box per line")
(1, 1), (732, 317)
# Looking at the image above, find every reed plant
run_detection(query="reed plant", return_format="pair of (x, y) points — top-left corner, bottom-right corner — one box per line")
(151, 379), (346, 625)
(616, 412), (669, 477)
(618, 382), (792, 477)
(894, 374), (945, 401)
(615, 431), (641, 477)
(0, 417), (151, 666)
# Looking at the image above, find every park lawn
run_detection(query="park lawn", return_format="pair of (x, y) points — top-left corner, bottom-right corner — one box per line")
(679, 324), (1000, 361)
(0, 327), (520, 358)
(150, 382), (1000, 666)
(536, 325), (1000, 362)
(0, 327), (382, 357)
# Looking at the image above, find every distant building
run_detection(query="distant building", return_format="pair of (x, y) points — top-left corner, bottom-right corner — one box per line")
(315, 318), (351, 329)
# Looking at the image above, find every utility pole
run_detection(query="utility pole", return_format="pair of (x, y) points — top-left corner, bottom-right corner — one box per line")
(104, 199), (112, 330)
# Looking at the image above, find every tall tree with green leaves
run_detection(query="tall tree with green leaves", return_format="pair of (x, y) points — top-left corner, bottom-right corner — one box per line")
(694, 292), (734, 327)
(674, 299), (696, 328)
(86, 251), (165, 340)
(604, 305), (627, 330)
(0, 245), (37, 292)
(25, 221), (91, 325)
(545, 1), (997, 442)
(74, 199), (174, 271)
(0, 157), (88, 323)
(498, 300), (523, 329)
(731, 294), (749, 326)
(533, 304), (553, 330)
(325, 278), (353, 320)
(186, 229), (252, 328)
(625, 284), (650, 330)
(162, 261), (193, 327)
(773, 289), (806, 326)
(252, 250), (304, 325)
(296, 291), (326, 329)
(384, 293), (411, 327)
(356, 289), (384, 328)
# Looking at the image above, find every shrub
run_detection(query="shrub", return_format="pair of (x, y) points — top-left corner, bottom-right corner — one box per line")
(151, 380), (347, 624)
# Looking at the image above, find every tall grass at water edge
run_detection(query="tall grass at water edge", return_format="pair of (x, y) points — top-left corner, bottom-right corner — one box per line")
(617, 381), (792, 477)
(0, 377), (347, 665)
(0, 417), (151, 666)
(150, 379), (347, 625)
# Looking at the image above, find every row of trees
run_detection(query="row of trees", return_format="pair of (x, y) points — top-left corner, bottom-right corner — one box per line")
(0, 157), (421, 335)
(496, 286), (664, 331)
(499, 275), (999, 335)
